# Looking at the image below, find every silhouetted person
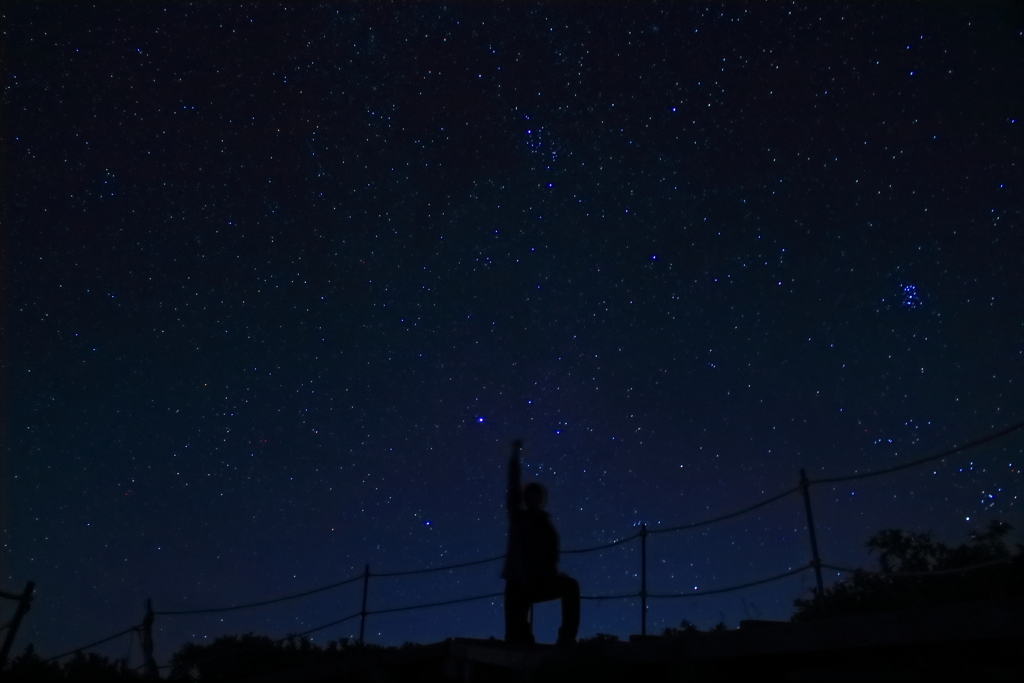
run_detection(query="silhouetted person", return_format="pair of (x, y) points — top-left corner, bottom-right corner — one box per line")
(502, 440), (580, 646)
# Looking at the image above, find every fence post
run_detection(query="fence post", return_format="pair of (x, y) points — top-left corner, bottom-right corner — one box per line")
(799, 469), (826, 615)
(141, 598), (158, 679)
(640, 524), (648, 636)
(359, 564), (370, 644)
(0, 581), (35, 668)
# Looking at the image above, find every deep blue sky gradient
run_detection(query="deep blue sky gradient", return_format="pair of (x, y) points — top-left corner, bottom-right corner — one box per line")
(3, 1), (1023, 668)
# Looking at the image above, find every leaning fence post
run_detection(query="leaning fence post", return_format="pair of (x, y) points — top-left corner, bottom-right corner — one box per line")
(359, 564), (370, 644)
(799, 469), (826, 615)
(640, 524), (648, 636)
(0, 581), (35, 668)
(142, 598), (158, 679)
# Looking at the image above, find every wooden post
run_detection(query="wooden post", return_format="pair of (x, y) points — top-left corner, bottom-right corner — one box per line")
(359, 564), (370, 644)
(799, 469), (826, 615)
(142, 598), (158, 679)
(0, 581), (34, 668)
(640, 524), (648, 636)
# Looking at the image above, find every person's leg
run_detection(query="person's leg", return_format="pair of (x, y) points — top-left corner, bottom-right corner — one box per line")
(504, 582), (534, 644)
(556, 573), (580, 644)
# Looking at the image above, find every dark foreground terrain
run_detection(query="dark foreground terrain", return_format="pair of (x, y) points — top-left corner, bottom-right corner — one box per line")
(241, 596), (1023, 681)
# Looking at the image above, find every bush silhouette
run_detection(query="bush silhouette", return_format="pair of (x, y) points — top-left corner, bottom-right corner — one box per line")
(167, 633), (388, 681)
(2, 644), (141, 681)
(662, 619), (700, 637)
(792, 520), (1024, 621)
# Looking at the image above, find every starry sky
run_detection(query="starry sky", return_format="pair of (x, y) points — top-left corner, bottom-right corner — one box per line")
(4, 1), (1023, 667)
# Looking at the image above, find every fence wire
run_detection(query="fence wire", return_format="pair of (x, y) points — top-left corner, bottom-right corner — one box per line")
(368, 592), (504, 615)
(564, 531), (642, 554)
(810, 418), (1024, 485)
(37, 416), (1023, 663)
(371, 554), (505, 578)
(155, 573), (365, 616)
(649, 486), (802, 535)
(822, 557), (1014, 578)
(293, 610), (364, 638)
(581, 592), (642, 600)
(43, 625), (139, 663)
(648, 565), (811, 598)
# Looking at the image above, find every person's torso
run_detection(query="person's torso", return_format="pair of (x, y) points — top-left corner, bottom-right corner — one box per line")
(506, 509), (559, 582)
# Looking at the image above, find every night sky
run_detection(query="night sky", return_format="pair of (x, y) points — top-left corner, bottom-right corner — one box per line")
(4, 1), (1023, 668)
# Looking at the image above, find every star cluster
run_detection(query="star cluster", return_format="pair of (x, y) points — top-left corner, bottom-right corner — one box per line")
(3, 1), (1022, 665)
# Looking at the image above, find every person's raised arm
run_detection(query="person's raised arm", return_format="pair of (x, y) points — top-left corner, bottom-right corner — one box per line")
(507, 439), (523, 515)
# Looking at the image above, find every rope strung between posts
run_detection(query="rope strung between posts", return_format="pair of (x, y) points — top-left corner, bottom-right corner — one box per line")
(39, 417), (1024, 664)
(821, 557), (1014, 578)
(367, 592), (504, 615)
(141, 417), (1024, 615)
(43, 625), (140, 663)
(563, 531), (642, 554)
(370, 554), (505, 577)
(144, 565), (814, 672)
(374, 530), (644, 577)
(155, 573), (365, 615)
(648, 564), (812, 598)
(292, 610), (364, 639)
(364, 565), (817, 610)
(581, 592), (641, 600)
(809, 417), (1024, 485)
(648, 486), (803, 535)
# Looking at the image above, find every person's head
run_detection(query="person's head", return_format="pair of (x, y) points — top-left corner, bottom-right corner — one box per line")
(523, 482), (548, 511)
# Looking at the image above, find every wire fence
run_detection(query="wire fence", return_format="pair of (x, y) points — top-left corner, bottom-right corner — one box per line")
(43, 626), (139, 664)
(152, 574), (365, 616)
(822, 557), (1014, 578)
(0, 582), (35, 668)
(27, 416), (1024, 672)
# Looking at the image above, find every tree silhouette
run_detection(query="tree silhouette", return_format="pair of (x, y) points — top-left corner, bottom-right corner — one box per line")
(793, 520), (1024, 621)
